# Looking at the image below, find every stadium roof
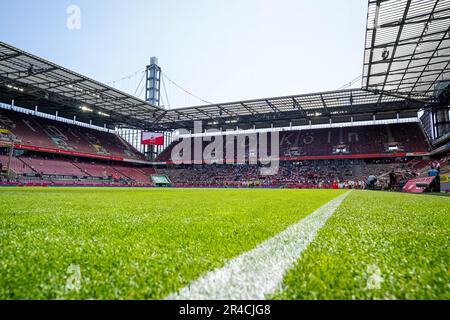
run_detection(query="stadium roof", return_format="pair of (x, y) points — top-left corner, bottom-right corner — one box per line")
(0, 41), (165, 129)
(154, 88), (425, 130)
(1, 40), (424, 131)
(363, 0), (450, 100)
(2, 0), (448, 132)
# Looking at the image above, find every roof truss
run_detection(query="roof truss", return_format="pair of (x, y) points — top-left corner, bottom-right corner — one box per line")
(363, 0), (450, 100)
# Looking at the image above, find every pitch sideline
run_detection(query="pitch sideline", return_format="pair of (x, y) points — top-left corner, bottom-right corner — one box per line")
(167, 191), (352, 300)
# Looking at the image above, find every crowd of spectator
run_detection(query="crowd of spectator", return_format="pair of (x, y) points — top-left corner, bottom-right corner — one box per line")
(157, 157), (438, 190)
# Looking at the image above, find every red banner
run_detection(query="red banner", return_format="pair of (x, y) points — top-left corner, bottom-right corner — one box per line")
(403, 177), (436, 193)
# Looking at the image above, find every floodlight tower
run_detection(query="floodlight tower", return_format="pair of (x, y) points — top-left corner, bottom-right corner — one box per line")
(144, 57), (164, 162)
(145, 57), (161, 107)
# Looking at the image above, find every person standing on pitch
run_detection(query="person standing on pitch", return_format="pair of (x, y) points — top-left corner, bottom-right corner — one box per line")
(389, 169), (397, 191)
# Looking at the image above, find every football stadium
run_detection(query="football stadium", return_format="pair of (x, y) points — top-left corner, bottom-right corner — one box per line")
(0, 0), (449, 305)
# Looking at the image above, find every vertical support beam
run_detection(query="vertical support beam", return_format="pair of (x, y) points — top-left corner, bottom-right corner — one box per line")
(433, 108), (438, 139)
(146, 57), (162, 107)
(7, 142), (14, 177)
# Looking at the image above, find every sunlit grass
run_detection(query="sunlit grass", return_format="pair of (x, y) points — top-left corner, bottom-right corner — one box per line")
(274, 191), (450, 300)
(0, 187), (343, 299)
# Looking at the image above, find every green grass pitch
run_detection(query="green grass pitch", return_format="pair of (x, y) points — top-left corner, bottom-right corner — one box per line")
(273, 191), (450, 300)
(0, 187), (448, 300)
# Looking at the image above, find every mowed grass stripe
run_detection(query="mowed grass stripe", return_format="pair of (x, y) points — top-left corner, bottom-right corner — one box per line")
(168, 192), (351, 300)
(273, 191), (450, 300)
(0, 187), (344, 299)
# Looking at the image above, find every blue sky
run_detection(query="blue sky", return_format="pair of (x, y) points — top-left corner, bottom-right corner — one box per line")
(0, 0), (368, 108)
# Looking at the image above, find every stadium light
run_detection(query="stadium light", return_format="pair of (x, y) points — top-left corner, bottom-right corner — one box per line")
(80, 106), (93, 112)
(382, 48), (389, 60)
(98, 111), (110, 117)
(5, 84), (24, 92)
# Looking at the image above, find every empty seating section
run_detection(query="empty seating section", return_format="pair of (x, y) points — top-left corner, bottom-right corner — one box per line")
(20, 157), (86, 176)
(156, 123), (430, 162)
(280, 129), (337, 156)
(112, 166), (151, 184)
(74, 162), (123, 179)
(389, 123), (430, 152)
(341, 126), (386, 154)
(0, 154), (155, 185)
(0, 155), (34, 174)
(0, 108), (145, 160)
(139, 167), (156, 175)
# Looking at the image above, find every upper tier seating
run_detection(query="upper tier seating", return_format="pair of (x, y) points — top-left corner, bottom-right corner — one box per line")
(156, 123), (430, 162)
(0, 108), (145, 161)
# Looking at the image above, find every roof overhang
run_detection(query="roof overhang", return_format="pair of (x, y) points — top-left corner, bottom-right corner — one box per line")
(0, 41), (166, 129)
(154, 88), (426, 130)
(362, 0), (450, 100)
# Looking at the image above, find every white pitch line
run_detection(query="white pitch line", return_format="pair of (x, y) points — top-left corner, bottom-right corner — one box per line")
(167, 191), (351, 300)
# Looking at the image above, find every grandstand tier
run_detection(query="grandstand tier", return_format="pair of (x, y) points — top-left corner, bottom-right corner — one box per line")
(0, 108), (146, 162)
(155, 157), (446, 190)
(1, 105), (444, 192)
(156, 122), (431, 163)
(0, 154), (154, 184)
